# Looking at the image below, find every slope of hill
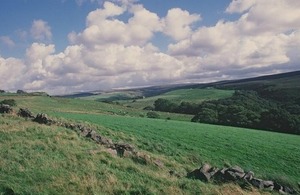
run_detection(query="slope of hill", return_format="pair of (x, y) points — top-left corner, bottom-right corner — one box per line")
(1, 94), (299, 194)
(61, 70), (300, 102)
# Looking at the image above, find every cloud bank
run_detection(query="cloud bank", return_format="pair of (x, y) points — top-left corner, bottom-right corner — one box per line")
(0, 0), (300, 94)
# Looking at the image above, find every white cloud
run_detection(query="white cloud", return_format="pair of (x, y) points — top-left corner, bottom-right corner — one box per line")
(168, 0), (300, 77)
(30, 19), (52, 42)
(0, 36), (15, 48)
(71, 1), (162, 47)
(163, 8), (201, 41)
(2, 0), (300, 94)
(0, 57), (25, 91)
(226, 0), (256, 13)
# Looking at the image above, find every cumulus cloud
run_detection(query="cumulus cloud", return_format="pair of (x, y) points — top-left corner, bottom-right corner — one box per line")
(163, 8), (201, 41)
(1, 0), (300, 94)
(0, 36), (15, 48)
(168, 0), (300, 77)
(226, 0), (256, 13)
(0, 57), (25, 90)
(30, 19), (52, 41)
(71, 1), (162, 47)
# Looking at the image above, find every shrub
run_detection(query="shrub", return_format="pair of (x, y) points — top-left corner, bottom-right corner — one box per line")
(147, 111), (160, 119)
(143, 106), (154, 111)
(0, 99), (17, 106)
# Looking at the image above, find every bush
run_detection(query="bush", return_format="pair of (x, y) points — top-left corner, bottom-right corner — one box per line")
(147, 111), (160, 119)
(0, 99), (17, 106)
(143, 106), (154, 111)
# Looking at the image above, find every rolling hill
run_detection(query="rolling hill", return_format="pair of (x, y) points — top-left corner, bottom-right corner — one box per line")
(0, 92), (299, 194)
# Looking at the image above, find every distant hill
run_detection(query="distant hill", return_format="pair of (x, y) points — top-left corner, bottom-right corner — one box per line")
(61, 70), (300, 101)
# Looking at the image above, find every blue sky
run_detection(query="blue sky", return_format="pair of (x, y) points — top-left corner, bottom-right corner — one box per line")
(0, 0), (234, 57)
(0, 0), (300, 94)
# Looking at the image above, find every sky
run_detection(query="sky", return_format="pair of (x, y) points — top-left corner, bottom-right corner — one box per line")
(0, 0), (300, 95)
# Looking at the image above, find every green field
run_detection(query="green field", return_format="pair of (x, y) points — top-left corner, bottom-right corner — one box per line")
(117, 88), (234, 109)
(1, 94), (300, 194)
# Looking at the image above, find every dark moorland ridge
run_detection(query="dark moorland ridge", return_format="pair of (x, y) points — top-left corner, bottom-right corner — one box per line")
(62, 70), (300, 98)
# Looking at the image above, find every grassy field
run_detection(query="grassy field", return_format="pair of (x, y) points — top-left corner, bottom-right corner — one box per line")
(1, 94), (300, 194)
(52, 112), (300, 184)
(118, 88), (234, 109)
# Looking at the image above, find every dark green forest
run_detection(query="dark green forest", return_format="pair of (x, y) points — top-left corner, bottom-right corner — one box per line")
(153, 90), (300, 135)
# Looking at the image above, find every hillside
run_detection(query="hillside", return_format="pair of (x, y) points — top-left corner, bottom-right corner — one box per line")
(62, 70), (300, 101)
(1, 94), (300, 194)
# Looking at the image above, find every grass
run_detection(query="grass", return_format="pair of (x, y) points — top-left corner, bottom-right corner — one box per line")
(0, 114), (269, 195)
(52, 112), (300, 186)
(1, 94), (299, 194)
(118, 88), (234, 109)
(77, 88), (234, 110)
(0, 94), (192, 122)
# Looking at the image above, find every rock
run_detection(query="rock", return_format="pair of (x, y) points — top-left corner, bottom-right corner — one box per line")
(262, 180), (274, 191)
(223, 170), (239, 182)
(0, 104), (13, 113)
(274, 182), (283, 191)
(187, 168), (211, 182)
(250, 178), (264, 189)
(64, 123), (76, 130)
(80, 127), (92, 137)
(133, 152), (151, 164)
(18, 108), (34, 118)
(213, 168), (227, 182)
(153, 159), (164, 168)
(282, 186), (296, 194)
(201, 163), (212, 173)
(228, 166), (244, 174)
(187, 164), (218, 182)
(33, 113), (53, 124)
(243, 171), (254, 181)
(105, 148), (117, 156)
(114, 143), (135, 157)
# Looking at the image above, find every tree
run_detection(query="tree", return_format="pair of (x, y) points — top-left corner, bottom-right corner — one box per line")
(154, 98), (177, 112)
(0, 99), (17, 107)
(147, 111), (160, 119)
(192, 108), (218, 124)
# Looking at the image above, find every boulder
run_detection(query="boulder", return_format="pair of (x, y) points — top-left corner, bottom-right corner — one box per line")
(213, 168), (228, 182)
(243, 171), (254, 181)
(222, 166), (245, 182)
(18, 108), (34, 118)
(274, 182), (283, 191)
(114, 143), (135, 157)
(33, 113), (53, 124)
(250, 178), (264, 189)
(0, 104), (13, 113)
(262, 180), (274, 191)
(86, 130), (113, 146)
(80, 127), (92, 137)
(281, 186), (296, 194)
(187, 164), (218, 182)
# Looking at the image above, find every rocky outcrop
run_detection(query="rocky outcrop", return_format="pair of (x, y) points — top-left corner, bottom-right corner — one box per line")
(18, 108), (34, 118)
(33, 113), (54, 125)
(0, 104), (13, 114)
(187, 164), (297, 194)
(18, 109), (137, 160)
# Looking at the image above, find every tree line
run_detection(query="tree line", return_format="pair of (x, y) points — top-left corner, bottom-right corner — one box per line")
(152, 90), (300, 135)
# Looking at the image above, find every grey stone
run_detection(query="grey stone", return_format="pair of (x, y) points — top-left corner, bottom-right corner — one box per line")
(18, 108), (34, 118)
(250, 178), (264, 189)
(33, 113), (53, 124)
(262, 180), (274, 191)
(228, 166), (244, 174)
(243, 171), (254, 181)
(0, 104), (13, 114)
